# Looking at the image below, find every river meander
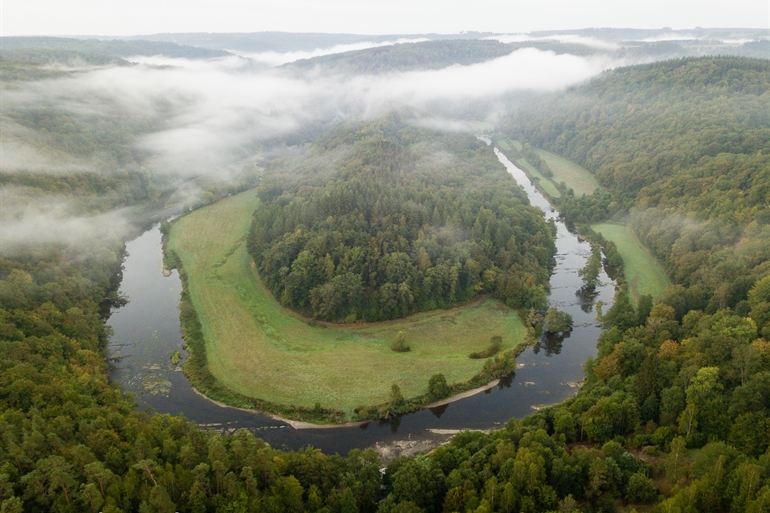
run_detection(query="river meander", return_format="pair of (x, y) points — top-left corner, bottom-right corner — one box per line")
(107, 148), (616, 455)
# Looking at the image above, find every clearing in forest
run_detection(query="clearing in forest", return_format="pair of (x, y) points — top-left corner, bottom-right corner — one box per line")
(534, 148), (598, 197)
(497, 139), (562, 198)
(590, 222), (670, 303)
(166, 191), (527, 415)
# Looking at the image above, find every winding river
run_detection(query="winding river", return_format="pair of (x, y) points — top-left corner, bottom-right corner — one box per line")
(107, 148), (615, 454)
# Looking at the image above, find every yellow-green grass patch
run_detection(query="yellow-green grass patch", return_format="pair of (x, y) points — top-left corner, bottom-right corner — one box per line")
(167, 191), (527, 415)
(513, 157), (562, 198)
(497, 140), (511, 151)
(466, 120), (496, 132)
(590, 222), (671, 303)
(500, 139), (561, 199)
(534, 148), (599, 197)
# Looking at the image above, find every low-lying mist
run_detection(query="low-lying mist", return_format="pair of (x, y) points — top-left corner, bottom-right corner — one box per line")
(1, 40), (628, 252)
(0, 187), (130, 254)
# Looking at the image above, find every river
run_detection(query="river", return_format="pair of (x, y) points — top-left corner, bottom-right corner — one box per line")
(107, 148), (615, 455)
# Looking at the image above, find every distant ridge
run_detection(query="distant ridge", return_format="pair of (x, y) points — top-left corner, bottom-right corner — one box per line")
(117, 31), (498, 52)
(0, 36), (231, 59)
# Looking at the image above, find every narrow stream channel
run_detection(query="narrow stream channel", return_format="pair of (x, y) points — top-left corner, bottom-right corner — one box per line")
(107, 148), (616, 454)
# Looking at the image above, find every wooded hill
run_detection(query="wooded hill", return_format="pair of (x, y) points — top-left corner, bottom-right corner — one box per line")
(0, 63), (163, 213)
(285, 40), (597, 74)
(248, 115), (555, 322)
(508, 56), (770, 323)
(0, 37), (230, 59)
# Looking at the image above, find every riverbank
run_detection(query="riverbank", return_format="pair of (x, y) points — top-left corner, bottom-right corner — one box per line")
(589, 222), (670, 302)
(165, 190), (530, 424)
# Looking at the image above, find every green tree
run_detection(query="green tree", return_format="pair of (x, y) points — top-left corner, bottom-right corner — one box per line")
(391, 384), (404, 406)
(578, 245), (602, 289)
(542, 308), (574, 333)
(391, 331), (410, 352)
(625, 473), (657, 503)
(428, 373), (450, 400)
(665, 437), (687, 485)
(340, 488), (359, 513)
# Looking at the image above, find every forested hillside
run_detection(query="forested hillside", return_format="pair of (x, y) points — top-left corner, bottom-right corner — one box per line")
(508, 57), (770, 320)
(0, 37), (230, 59)
(0, 56), (169, 214)
(287, 40), (516, 74)
(285, 40), (600, 74)
(470, 56), (770, 511)
(248, 116), (555, 321)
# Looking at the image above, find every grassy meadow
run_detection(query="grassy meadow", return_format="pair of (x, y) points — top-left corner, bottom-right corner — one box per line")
(513, 157), (562, 198)
(590, 222), (671, 303)
(534, 148), (598, 197)
(496, 139), (562, 198)
(497, 139), (599, 200)
(167, 191), (527, 415)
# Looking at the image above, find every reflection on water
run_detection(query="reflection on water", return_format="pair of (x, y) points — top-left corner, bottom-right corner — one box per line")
(532, 331), (568, 356)
(107, 148), (615, 455)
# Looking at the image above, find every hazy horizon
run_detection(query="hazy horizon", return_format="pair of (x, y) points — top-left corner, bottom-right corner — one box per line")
(3, 0), (768, 37)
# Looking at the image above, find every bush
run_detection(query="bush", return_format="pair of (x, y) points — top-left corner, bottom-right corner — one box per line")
(428, 373), (451, 400)
(470, 335), (503, 358)
(391, 331), (411, 352)
(542, 308), (573, 333)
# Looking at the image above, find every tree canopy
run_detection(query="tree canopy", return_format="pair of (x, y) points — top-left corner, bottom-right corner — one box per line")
(248, 115), (556, 322)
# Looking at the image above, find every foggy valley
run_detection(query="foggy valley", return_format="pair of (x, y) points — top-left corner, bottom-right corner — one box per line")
(1, 16), (769, 513)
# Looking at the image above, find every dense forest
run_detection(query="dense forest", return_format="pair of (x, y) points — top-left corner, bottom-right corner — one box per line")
(2, 43), (770, 512)
(248, 116), (556, 321)
(3, 240), (769, 512)
(508, 57), (770, 322)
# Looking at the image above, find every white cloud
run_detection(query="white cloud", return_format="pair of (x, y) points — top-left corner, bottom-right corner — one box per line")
(0, 189), (130, 253)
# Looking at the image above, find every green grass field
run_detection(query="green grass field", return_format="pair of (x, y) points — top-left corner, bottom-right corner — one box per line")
(534, 148), (598, 197)
(590, 223), (671, 303)
(513, 157), (562, 198)
(497, 139), (561, 198)
(497, 140), (511, 151)
(167, 191), (527, 414)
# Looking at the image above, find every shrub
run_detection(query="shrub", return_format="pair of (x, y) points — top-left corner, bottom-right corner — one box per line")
(542, 308), (573, 333)
(428, 373), (451, 400)
(391, 331), (411, 352)
(470, 335), (503, 358)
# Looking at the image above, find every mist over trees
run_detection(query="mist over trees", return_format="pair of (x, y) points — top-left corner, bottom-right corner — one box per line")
(1, 32), (770, 513)
(509, 56), (770, 321)
(248, 115), (555, 321)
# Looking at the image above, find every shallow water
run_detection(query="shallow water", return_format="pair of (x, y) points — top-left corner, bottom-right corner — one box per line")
(107, 148), (615, 454)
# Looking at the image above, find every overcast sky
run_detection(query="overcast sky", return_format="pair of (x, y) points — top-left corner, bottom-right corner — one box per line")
(2, 0), (768, 37)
